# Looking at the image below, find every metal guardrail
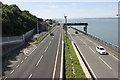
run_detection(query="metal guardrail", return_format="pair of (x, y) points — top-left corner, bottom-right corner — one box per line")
(71, 27), (120, 53)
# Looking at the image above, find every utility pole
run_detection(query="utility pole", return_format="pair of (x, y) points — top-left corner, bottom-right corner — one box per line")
(37, 22), (39, 34)
(64, 15), (67, 34)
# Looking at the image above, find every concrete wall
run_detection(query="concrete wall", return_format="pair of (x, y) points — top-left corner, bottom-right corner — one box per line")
(1, 28), (35, 56)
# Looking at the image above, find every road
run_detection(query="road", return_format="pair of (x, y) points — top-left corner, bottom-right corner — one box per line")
(3, 26), (62, 79)
(68, 28), (119, 79)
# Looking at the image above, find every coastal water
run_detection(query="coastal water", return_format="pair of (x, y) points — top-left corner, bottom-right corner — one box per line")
(58, 18), (118, 46)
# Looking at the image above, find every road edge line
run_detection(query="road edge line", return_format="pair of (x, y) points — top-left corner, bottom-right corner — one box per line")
(68, 31), (97, 80)
(60, 29), (64, 79)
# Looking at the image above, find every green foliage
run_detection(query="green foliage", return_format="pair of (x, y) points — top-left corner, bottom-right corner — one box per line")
(2, 3), (43, 36)
(64, 35), (86, 78)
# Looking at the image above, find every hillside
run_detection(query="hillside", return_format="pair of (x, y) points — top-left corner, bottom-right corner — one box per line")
(1, 2), (43, 36)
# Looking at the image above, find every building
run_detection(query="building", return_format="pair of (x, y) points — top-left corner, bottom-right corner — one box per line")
(38, 21), (48, 32)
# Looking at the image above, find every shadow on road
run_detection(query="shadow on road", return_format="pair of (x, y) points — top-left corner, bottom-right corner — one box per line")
(2, 38), (34, 76)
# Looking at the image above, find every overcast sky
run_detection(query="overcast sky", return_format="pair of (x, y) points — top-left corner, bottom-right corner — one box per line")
(1, 0), (119, 19)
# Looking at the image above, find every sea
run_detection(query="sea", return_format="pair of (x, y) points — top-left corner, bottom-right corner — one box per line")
(56, 18), (118, 46)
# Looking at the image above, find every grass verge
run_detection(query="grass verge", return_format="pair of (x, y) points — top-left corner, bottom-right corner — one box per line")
(32, 25), (57, 44)
(64, 33), (86, 79)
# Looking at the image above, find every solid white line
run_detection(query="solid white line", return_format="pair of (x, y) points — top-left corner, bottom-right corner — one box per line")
(60, 31), (64, 78)
(52, 32), (61, 80)
(16, 65), (20, 68)
(10, 70), (14, 74)
(49, 41), (51, 45)
(21, 61), (23, 63)
(28, 74), (32, 80)
(68, 31), (97, 79)
(44, 46), (48, 52)
(89, 47), (95, 54)
(99, 57), (112, 70)
(25, 57), (27, 59)
(36, 55), (43, 66)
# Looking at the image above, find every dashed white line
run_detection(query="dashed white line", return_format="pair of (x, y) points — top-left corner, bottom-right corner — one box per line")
(78, 37), (87, 46)
(44, 46), (48, 52)
(10, 70), (14, 74)
(109, 52), (119, 61)
(21, 61), (23, 63)
(25, 57), (27, 59)
(16, 65), (20, 68)
(28, 74), (32, 80)
(36, 55), (43, 66)
(89, 47), (95, 54)
(3, 77), (7, 80)
(49, 41), (51, 45)
(99, 57), (112, 70)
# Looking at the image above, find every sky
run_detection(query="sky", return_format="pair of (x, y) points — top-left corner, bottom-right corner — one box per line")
(1, 0), (119, 19)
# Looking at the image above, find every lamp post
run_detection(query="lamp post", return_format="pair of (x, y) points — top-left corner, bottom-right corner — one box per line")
(64, 15), (67, 34)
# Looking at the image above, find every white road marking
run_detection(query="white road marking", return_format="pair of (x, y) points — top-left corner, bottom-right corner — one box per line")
(60, 33), (64, 78)
(16, 65), (20, 68)
(10, 70), (14, 74)
(89, 47), (95, 54)
(21, 61), (23, 63)
(52, 32), (61, 80)
(44, 46), (48, 52)
(68, 31), (97, 79)
(24, 46), (37, 56)
(49, 41), (51, 45)
(77, 36), (87, 46)
(109, 52), (119, 61)
(83, 36), (98, 46)
(52, 37), (53, 40)
(36, 55), (43, 66)
(25, 57), (27, 59)
(99, 57), (112, 70)
(3, 77), (7, 80)
(28, 74), (32, 80)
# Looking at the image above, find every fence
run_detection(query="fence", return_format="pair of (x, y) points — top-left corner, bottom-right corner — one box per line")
(71, 27), (120, 53)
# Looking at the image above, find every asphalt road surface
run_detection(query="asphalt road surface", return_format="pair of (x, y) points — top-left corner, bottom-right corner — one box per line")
(68, 28), (119, 79)
(3, 26), (62, 79)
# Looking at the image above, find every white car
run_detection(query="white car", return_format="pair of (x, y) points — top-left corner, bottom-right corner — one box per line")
(96, 46), (107, 54)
